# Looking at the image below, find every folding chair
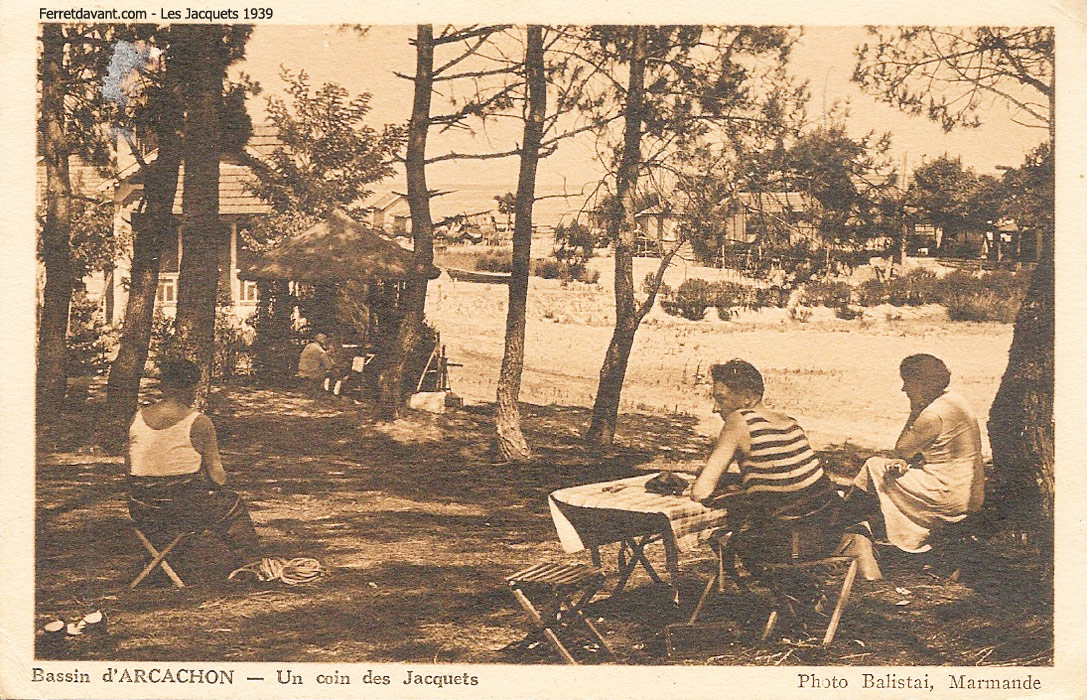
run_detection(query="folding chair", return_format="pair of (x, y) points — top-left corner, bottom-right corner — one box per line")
(688, 504), (861, 648)
(129, 527), (197, 589)
(506, 562), (612, 665)
(759, 549), (859, 647)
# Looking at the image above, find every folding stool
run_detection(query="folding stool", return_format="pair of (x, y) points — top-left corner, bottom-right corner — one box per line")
(759, 547), (859, 647)
(506, 562), (612, 665)
(688, 521), (860, 647)
(129, 527), (196, 589)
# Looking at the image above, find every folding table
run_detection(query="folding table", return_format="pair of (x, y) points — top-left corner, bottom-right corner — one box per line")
(548, 474), (731, 599)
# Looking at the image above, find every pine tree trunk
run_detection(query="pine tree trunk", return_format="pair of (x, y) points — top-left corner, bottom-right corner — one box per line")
(172, 25), (224, 408)
(586, 27), (647, 447)
(495, 26), (545, 462)
(377, 25), (435, 420)
(99, 58), (184, 450)
(37, 24), (73, 419)
(988, 247), (1054, 553)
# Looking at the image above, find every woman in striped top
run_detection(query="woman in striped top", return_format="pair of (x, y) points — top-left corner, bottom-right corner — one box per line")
(690, 359), (839, 560)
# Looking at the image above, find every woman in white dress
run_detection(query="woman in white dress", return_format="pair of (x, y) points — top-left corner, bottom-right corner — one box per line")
(848, 354), (986, 553)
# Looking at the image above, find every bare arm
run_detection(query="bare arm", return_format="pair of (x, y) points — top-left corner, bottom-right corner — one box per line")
(190, 415), (227, 486)
(894, 410), (942, 462)
(690, 411), (749, 502)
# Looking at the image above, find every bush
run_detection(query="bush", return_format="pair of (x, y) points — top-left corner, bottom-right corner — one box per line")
(474, 249), (512, 273)
(944, 291), (1020, 322)
(658, 279), (765, 320)
(66, 291), (113, 376)
(533, 258), (564, 279)
(531, 257), (598, 283)
(858, 268), (944, 306)
(789, 306), (813, 323)
(752, 285), (790, 309)
(835, 304), (864, 320)
(799, 279), (853, 307)
(213, 311), (254, 381)
(664, 278), (718, 320)
(552, 222), (595, 273)
(886, 268), (943, 306)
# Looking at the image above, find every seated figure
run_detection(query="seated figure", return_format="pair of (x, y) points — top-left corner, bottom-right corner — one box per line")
(127, 358), (262, 568)
(296, 331), (336, 394)
(847, 354), (985, 553)
(690, 359), (841, 565)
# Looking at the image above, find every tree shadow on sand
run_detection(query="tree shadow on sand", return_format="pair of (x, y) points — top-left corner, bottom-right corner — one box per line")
(34, 385), (1051, 665)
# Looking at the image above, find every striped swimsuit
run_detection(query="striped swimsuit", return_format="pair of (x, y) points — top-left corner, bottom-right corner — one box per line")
(736, 408), (835, 516)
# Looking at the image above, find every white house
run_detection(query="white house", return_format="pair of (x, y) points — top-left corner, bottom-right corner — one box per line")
(95, 125), (281, 324)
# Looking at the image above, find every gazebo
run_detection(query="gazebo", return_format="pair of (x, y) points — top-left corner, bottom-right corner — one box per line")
(241, 209), (440, 383)
(244, 208), (438, 285)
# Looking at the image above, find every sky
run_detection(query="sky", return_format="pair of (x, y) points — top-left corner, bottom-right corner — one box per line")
(233, 25), (1049, 225)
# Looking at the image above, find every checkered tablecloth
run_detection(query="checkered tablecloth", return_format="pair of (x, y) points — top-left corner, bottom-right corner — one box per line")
(548, 474), (731, 554)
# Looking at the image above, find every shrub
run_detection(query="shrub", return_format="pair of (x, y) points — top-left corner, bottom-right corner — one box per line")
(532, 257), (597, 283)
(835, 304), (864, 320)
(885, 268), (943, 306)
(857, 268), (943, 306)
(552, 221), (596, 275)
(664, 278), (718, 320)
(66, 291), (114, 376)
(856, 278), (887, 307)
(789, 306), (813, 323)
(579, 268), (601, 285)
(474, 249), (512, 273)
(658, 279), (763, 320)
(752, 285), (790, 309)
(944, 291), (1020, 322)
(531, 258), (561, 279)
(213, 311), (254, 381)
(799, 279), (853, 307)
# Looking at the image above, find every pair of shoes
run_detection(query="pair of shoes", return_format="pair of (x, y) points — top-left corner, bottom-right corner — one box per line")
(36, 611), (107, 656)
(60, 610), (108, 638)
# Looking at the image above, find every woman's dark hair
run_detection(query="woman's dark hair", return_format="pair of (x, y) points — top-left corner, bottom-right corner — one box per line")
(159, 357), (200, 392)
(710, 359), (764, 398)
(900, 354), (951, 392)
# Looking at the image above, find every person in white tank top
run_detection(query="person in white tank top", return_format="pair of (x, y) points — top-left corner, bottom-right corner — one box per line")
(126, 358), (261, 567)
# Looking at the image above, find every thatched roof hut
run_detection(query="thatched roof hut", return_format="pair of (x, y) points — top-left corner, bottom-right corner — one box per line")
(242, 209), (439, 283)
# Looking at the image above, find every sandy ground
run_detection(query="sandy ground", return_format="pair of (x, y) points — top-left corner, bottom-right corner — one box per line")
(32, 255), (1043, 667)
(426, 255), (1013, 453)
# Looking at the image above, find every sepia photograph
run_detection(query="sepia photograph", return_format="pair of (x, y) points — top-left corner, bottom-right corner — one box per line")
(2, 2), (1084, 697)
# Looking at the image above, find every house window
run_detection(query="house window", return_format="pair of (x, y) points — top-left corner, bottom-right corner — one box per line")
(156, 275), (177, 305)
(239, 280), (259, 304)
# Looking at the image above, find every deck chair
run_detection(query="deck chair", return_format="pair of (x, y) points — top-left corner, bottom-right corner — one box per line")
(129, 527), (198, 589)
(506, 562), (612, 665)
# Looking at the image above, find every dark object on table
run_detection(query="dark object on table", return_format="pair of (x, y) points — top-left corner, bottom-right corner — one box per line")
(645, 471), (688, 496)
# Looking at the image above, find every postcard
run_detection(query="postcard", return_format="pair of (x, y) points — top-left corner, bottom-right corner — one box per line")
(2, 0), (1085, 698)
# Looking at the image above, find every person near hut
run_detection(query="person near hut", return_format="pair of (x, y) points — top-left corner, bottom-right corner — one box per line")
(844, 354), (985, 553)
(689, 359), (842, 566)
(297, 331), (336, 393)
(127, 358), (263, 569)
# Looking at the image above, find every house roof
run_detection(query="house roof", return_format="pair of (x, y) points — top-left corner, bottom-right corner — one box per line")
(241, 209), (440, 284)
(170, 161), (271, 215)
(35, 156), (112, 204)
(102, 124), (279, 214)
(636, 203), (670, 216)
(368, 191), (407, 213)
(738, 191), (814, 212)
